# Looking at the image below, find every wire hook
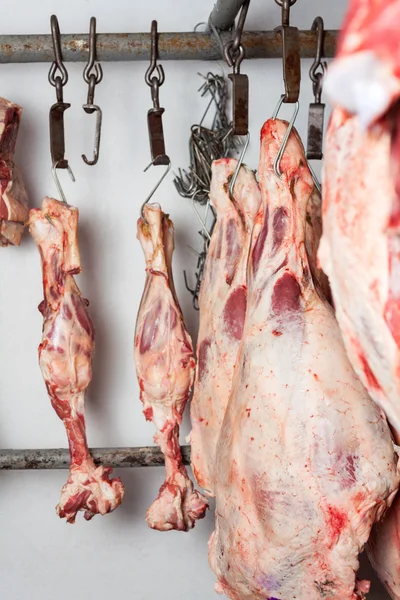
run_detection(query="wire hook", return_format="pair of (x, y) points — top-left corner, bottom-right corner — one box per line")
(52, 160), (76, 204)
(309, 17), (327, 103)
(140, 156), (171, 221)
(272, 94), (300, 178)
(229, 132), (250, 198)
(82, 17), (103, 166)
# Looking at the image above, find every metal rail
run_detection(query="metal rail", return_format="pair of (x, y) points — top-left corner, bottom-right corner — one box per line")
(0, 446), (191, 470)
(0, 31), (338, 63)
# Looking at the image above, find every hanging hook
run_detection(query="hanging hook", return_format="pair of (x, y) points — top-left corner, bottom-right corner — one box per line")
(48, 15), (68, 94)
(145, 21), (168, 166)
(82, 106), (102, 166)
(229, 132), (250, 198)
(52, 160), (76, 204)
(83, 17), (103, 87)
(192, 193), (212, 241)
(48, 15), (70, 170)
(274, 0), (300, 103)
(82, 17), (103, 166)
(272, 94), (300, 178)
(306, 17), (326, 161)
(140, 156), (171, 221)
(145, 21), (165, 88)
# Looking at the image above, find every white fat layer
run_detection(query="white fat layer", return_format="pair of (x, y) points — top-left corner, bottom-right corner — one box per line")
(324, 51), (399, 127)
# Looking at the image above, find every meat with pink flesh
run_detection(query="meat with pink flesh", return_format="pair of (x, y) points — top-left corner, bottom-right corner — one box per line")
(190, 158), (261, 496)
(319, 107), (400, 598)
(29, 197), (124, 523)
(0, 97), (28, 246)
(135, 204), (208, 531)
(209, 119), (399, 600)
(324, 0), (400, 127)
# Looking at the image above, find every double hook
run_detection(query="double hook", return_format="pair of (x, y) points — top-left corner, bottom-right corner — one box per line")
(82, 17), (103, 165)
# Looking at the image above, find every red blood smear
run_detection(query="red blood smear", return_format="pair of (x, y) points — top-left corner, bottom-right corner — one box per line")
(272, 330), (282, 337)
(326, 505), (348, 538)
(71, 293), (95, 339)
(252, 206), (269, 274)
(197, 338), (211, 382)
(143, 407), (154, 421)
(272, 207), (288, 250)
(359, 352), (381, 392)
(271, 273), (301, 314)
(223, 286), (247, 341)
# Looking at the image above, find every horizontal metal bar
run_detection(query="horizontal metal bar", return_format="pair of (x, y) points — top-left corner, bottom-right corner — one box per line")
(0, 31), (338, 63)
(208, 0), (247, 30)
(0, 446), (191, 470)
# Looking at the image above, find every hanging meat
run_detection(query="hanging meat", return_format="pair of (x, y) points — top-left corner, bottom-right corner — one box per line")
(189, 158), (261, 496)
(29, 197), (124, 523)
(135, 203), (208, 531)
(0, 98), (28, 246)
(209, 119), (399, 600)
(324, 0), (400, 129)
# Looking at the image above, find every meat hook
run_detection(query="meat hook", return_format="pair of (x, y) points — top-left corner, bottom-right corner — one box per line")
(140, 156), (172, 222)
(228, 131), (250, 198)
(82, 17), (103, 166)
(52, 160), (76, 205)
(272, 94), (299, 178)
(306, 16), (327, 162)
(48, 15), (71, 170)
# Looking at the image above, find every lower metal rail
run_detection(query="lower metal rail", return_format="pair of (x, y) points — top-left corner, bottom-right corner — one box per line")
(0, 446), (191, 470)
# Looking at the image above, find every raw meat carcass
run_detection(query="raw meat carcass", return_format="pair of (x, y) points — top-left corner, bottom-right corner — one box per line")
(319, 108), (400, 599)
(135, 204), (208, 531)
(0, 98), (28, 246)
(324, 0), (400, 128)
(29, 197), (124, 523)
(209, 119), (399, 600)
(189, 158), (261, 496)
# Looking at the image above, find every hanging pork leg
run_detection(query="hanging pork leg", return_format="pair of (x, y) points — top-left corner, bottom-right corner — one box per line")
(135, 204), (208, 531)
(29, 197), (124, 523)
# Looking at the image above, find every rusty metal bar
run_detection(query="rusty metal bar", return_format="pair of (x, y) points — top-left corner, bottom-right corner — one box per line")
(0, 31), (338, 63)
(0, 446), (191, 470)
(208, 0), (247, 30)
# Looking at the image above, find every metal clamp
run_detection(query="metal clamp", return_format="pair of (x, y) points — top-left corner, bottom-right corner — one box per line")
(48, 15), (70, 170)
(274, 0), (300, 104)
(82, 17), (103, 166)
(307, 16), (327, 161)
(225, 0), (249, 137)
(145, 20), (169, 166)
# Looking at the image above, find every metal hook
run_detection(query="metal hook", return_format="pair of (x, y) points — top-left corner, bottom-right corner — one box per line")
(52, 160), (75, 204)
(82, 105), (102, 166)
(140, 157), (171, 221)
(192, 193), (212, 241)
(309, 17), (327, 103)
(229, 132), (250, 197)
(145, 21), (165, 88)
(48, 15), (68, 90)
(231, 0), (250, 54)
(274, 0), (297, 27)
(272, 94), (300, 178)
(83, 17), (103, 86)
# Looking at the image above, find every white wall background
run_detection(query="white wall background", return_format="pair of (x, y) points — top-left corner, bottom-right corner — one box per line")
(0, 1), (389, 599)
